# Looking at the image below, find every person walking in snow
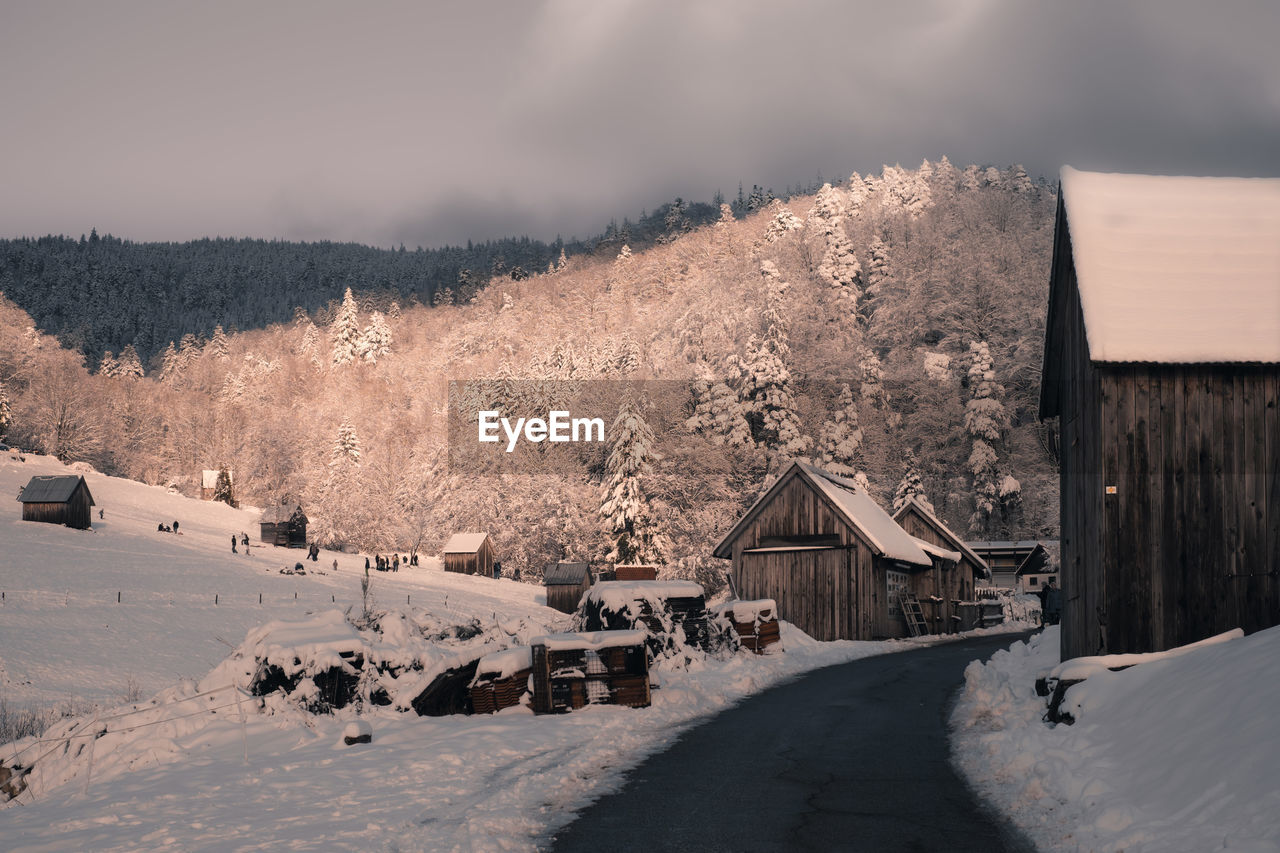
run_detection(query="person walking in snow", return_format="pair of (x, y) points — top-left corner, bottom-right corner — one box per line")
(365, 556), (371, 572)
(173, 520), (179, 534)
(231, 534), (237, 554)
(392, 554), (399, 572)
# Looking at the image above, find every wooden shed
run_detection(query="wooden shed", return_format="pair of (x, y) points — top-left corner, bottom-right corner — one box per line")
(259, 504), (308, 547)
(1041, 167), (1280, 660)
(712, 461), (937, 640)
(965, 540), (1042, 589)
(893, 497), (991, 604)
(442, 532), (495, 575)
(544, 562), (592, 613)
(17, 475), (94, 530)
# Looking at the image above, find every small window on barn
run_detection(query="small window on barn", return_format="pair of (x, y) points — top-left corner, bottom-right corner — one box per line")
(1029, 576), (1039, 587)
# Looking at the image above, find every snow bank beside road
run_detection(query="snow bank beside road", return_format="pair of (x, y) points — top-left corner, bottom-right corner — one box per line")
(951, 626), (1280, 852)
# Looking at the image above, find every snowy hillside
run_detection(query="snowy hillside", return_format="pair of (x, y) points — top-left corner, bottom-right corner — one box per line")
(952, 626), (1280, 852)
(0, 451), (1031, 851)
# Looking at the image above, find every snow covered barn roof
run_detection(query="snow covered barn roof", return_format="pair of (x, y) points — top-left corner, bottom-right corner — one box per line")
(544, 562), (590, 586)
(892, 497), (990, 579)
(201, 469), (229, 489)
(442, 532), (490, 554)
(17, 475), (94, 505)
(712, 461), (931, 566)
(1056, 166), (1280, 364)
(259, 504), (305, 524)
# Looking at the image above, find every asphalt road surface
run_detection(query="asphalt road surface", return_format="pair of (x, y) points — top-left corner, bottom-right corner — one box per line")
(552, 632), (1036, 853)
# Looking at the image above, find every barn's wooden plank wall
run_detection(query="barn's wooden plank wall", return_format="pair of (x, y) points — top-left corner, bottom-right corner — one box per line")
(1047, 195), (1280, 660)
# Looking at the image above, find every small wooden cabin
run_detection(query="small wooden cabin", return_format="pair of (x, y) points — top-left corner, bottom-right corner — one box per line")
(544, 562), (592, 613)
(893, 497), (991, 606)
(712, 461), (939, 640)
(1041, 167), (1280, 660)
(1014, 543), (1059, 593)
(17, 475), (94, 530)
(965, 541), (1042, 588)
(201, 468), (234, 503)
(442, 532), (495, 575)
(259, 504), (308, 547)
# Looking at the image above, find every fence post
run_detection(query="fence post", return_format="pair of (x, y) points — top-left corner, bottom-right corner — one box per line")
(117, 591), (121, 604)
(215, 594), (219, 606)
(259, 592), (262, 604)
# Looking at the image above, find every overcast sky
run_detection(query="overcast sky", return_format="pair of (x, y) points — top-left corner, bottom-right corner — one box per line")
(2, 1), (1277, 248)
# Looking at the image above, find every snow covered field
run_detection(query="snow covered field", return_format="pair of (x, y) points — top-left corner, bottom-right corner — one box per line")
(952, 626), (1280, 852)
(1, 452), (1027, 851)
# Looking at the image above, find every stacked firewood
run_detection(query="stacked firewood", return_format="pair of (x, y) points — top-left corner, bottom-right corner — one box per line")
(722, 599), (782, 654)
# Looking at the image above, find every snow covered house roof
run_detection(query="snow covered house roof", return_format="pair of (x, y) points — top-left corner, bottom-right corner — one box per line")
(1056, 166), (1280, 364)
(259, 504), (305, 525)
(17, 475), (94, 505)
(442, 532), (490, 554)
(712, 461), (931, 566)
(544, 562), (591, 586)
(201, 469), (230, 489)
(892, 497), (990, 579)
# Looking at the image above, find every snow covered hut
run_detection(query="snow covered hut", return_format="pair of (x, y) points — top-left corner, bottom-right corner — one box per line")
(893, 497), (991, 606)
(441, 532), (494, 575)
(259, 504), (308, 548)
(1040, 167), (1280, 660)
(544, 562), (592, 613)
(17, 475), (94, 529)
(201, 468), (233, 503)
(1014, 542), (1058, 593)
(712, 461), (936, 640)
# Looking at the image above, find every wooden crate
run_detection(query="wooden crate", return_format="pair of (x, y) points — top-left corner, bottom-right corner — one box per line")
(531, 634), (651, 714)
(470, 668), (531, 715)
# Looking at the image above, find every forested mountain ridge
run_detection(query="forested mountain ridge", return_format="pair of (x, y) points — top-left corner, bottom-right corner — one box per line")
(0, 159), (1059, 590)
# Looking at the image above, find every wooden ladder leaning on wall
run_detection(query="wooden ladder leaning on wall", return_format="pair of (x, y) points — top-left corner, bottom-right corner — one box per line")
(898, 592), (928, 637)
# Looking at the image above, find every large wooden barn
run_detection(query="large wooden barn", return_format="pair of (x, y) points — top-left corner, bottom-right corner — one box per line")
(17, 475), (95, 530)
(259, 504), (308, 547)
(713, 461), (961, 640)
(1041, 167), (1280, 660)
(441, 532), (495, 575)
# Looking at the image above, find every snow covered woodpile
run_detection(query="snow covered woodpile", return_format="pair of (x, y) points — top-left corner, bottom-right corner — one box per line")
(16, 474), (94, 529)
(441, 532), (495, 576)
(713, 461), (936, 641)
(469, 647), (533, 714)
(543, 561), (592, 613)
(717, 599), (781, 654)
(1041, 167), (1280, 660)
(529, 630), (650, 713)
(258, 503), (307, 547)
(574, 580), (711, 657)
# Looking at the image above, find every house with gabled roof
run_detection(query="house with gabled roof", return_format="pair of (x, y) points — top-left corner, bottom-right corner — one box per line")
(893, 497), (991, 603)
(17, 475), (95, 529)
(1041, 166), (1280, 660)
(442, 532), (495, 576)
(259, 504), (307, 547)
(544, 561), (592, 613)
(712, 461), (944, 640)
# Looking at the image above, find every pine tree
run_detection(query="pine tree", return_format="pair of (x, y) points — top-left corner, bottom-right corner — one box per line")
(158, 342), (180, 383)
(599, 397), (664, 565)
(331, 418), (362, 468)
(816, 227), (862, 307)
(0, 382), (11, 439)
(816, 384), (863, 477)
(557, 248), (568, 272)
(116, 344), (144, 379)
(762, 202), (803, 243)
(208, 325), (230, 361)
(687, 377), (753, 449)
(98, 351), (119, 377)
(212, 466), (235, 506)
(965, 341), (1010, 534)
(357, 311), (393, 363)
(865, 237), (892, 297)
(330, 287), (361, 367)
(178, 333), (201, 370)
(892, 450), (934, 513)
(733, 268), (811, 459)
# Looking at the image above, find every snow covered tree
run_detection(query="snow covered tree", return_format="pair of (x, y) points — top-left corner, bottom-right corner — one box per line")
(98, 351), (119, 377)
(892, 450), (933, 513)
(207, 325), (230, 361)
(865, 236), (892, 297)
(733, 270), (811, 459)
(178, 333), (201, 370)
(330, 287), (361, 367)
(816, 227), (862, 307)
(0, 382), (11, 439)
(686, 377), (753, 449)
(762, 201), (803, 243)
(157, 342), (180, 383)
(212, 466), (235, 506)
(599, 397), (664, 565)
(299, 321), (322, 366)
(357, 310), (393, 363)
(557, 247), (568, 272)
(806, 183), (846, 235)
(116, 344), (144, 379)
(816, 384), (863, 477)
(331, 418), (362, 468)
(965, 340), (1012, 534)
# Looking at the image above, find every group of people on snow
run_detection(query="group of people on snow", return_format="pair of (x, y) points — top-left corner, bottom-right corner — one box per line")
(157, 520), (180, 534)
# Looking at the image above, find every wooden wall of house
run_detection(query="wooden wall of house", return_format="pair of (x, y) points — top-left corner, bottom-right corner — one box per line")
(1099, 363), (1279, 655)
(22, 498), (91, 530)
(728, 473), (890, 640)
(895, 507), (970, 625)
(547, 582), (589, 614)
(443, 540), (495, 575)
